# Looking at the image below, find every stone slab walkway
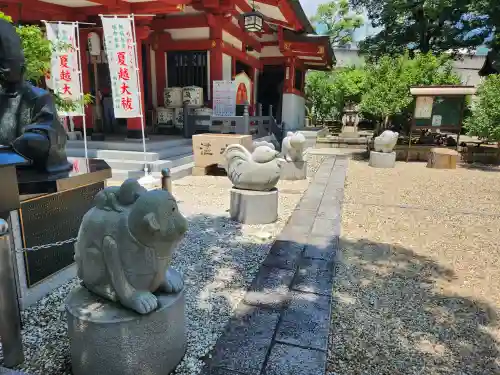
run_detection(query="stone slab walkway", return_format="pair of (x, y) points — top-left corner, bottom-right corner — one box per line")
(0, 368), (26, 374)
(201, 156), (348, 375)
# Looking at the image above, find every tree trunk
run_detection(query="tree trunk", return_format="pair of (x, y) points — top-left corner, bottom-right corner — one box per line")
(497, 141), (500, 165)
(383, 116), (390, 129)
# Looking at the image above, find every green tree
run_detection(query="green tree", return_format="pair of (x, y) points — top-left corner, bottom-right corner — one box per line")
(351, 0), (489, 60)
(0, 12), (92, 113)
(360, 52), (460, 129)
(469, 0), (500, 53)
(0, 12), (51, 82)
(401, 52), (461, 87)
(305, 71), (340, 123)
(333, 66), (368, 104)
(310, 0), (364, 46)
(360, 55), (411, 128)
(464, 74), (500, 161)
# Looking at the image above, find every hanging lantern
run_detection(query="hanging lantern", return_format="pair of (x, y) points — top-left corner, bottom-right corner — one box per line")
(242, 1), (264, 33)
(87, 32), (101, 56)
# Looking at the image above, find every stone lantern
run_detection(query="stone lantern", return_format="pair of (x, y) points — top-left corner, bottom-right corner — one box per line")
(340, 102), (360, 137)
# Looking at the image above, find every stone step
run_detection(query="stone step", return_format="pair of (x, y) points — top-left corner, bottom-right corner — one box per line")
(67, 145), (193, 162)
(67, 137), (190, 152)
(111, 162), (194, 182)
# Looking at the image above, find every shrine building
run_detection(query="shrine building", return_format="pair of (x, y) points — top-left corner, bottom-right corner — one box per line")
(2, 0), (334, 138)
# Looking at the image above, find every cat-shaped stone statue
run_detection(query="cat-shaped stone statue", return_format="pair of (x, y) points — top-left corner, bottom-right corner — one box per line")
(74, 179), (188, 314)
(281, 131), (306, 162)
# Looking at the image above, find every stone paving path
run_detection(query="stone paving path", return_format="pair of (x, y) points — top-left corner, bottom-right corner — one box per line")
(201, 156), (348, 375)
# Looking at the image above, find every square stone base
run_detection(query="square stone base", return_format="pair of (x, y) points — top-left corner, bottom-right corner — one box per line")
(369, 151), (396, 168)
(280, 161), (307, 180)
(230, 188), (278, 224)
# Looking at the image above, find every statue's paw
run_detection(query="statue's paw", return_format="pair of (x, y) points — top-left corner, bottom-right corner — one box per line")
(125, 291), (158, 314)
(163, 268), (184, 293)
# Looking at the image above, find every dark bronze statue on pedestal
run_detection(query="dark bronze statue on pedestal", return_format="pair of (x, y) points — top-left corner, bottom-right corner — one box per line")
(0, 19), (72, 174)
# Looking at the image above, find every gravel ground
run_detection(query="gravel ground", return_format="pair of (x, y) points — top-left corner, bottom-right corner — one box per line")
(5, 154), (325, 375)
(327, 160), (500, 375)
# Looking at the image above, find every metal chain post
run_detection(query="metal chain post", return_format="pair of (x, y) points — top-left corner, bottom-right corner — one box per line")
(161, 168), (172, 193)
(0, 219), (24, 367)
(16, 237), (77, 253)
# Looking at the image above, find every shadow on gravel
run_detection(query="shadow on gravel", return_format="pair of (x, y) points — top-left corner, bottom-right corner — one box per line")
(327, 238), (500, 375)
(460, 163), (500, 173)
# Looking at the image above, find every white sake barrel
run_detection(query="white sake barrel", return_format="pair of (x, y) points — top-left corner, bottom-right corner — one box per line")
(157, 107), (174, 127)
(164, 87), (183, 108)
(182, 86), (203, 107)
(174, 107), (184, 129)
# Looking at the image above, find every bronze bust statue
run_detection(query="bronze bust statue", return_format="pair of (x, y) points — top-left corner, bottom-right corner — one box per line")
(0, 19), (71, 174)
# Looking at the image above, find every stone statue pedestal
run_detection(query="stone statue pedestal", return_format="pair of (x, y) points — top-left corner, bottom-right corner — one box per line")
(369, 151), (396, 168)
(66, 284), (186, 375)
(230, 188), (278, 224)
(280, 161), (307, 180)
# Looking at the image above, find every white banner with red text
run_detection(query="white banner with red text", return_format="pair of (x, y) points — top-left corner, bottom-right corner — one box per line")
(100, 16), (141, 118)
(44, 22), (84, 116)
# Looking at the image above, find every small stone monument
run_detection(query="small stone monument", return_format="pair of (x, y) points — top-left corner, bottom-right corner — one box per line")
(369, 130), (399, 168)
(280, 131), (307, 180)
(427, 147), (459, 169)
(223, 144), (284, 224)
(66, 179), (189, 375)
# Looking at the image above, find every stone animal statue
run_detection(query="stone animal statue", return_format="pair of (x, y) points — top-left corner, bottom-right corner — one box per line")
(281, 131), (306, 162)
(253, 140), (275, 151)
(223, 144), (284, 191)
(94, 178), (147, 212)
(74, 181), (188, 315)
(374, 130), (399, 153)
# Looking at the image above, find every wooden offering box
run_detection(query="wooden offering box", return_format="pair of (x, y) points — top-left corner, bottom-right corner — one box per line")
(192, 134), (252, 168)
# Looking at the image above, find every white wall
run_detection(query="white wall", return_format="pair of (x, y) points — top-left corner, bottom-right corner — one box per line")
(222, 53), (232, 81)
(282, 93), (305, 131)
(452, 55), (487, 87)
(333, 48), (365, 68)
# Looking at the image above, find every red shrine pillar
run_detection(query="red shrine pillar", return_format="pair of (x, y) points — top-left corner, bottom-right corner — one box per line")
(126, 25), (151, 139)
(209, 17), (223, 105)
(155, 48), (166, 108)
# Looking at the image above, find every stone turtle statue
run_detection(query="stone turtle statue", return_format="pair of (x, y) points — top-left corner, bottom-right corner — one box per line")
(74, 180), (188, 314)
(223, 143), (284, 191)
(281, 131), (306, 162)
(374, 130), (399, 153)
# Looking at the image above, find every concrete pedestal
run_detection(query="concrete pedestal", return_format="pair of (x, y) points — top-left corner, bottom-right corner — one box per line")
(280, 161), (307, 180)
(66, 283), (186, 375)
(230, 188), (278, 224)
(369, 151), (396, 168)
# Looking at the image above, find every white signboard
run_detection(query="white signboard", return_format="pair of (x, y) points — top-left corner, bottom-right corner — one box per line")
(45, 22), (83, 116)
(213, 80), (236, 117)
(414, 96), (434, 119)
(432, 115), (442, 127)
(101, 16), (141, 118)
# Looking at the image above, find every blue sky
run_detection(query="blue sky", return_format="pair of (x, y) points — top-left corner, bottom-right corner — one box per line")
(299, 0), (322, 17)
